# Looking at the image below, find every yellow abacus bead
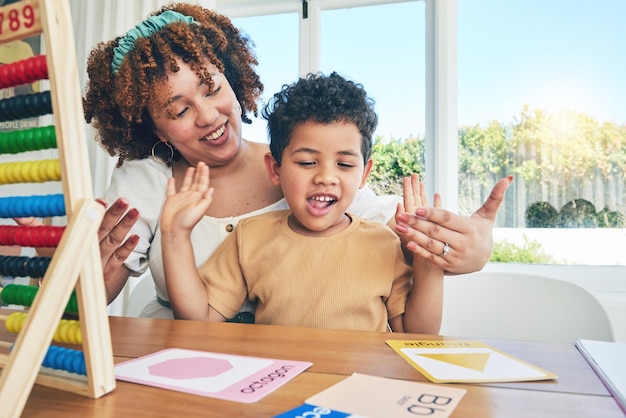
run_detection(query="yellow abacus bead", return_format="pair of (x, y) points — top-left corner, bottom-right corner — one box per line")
(0, 163), (8, 184)
(15, 162), (24, 183)
(20, 161), (31, 183)
(8, 312), (27, 333)
(5, 163), (16, 184)
(69, 322), (82, 345)
(58, 320), (71, 344)
(30, 161), (41, 182)
(38, 161), (48, 182)
(17, 312), (27, 331)
(8, 162), (19, 183)
(46, 160), (60, 181)
(54, 321), (65, 343)
(5, 313), (16, 332)
(40, 161), (50, 181)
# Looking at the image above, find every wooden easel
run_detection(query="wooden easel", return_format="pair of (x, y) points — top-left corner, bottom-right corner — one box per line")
(0, 0), (115, 416)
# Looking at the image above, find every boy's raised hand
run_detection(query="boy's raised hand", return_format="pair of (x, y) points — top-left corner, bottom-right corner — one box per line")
(398, 173), (441, 215)
(395, 173), (442, 260)
(396, 173), (442, 223)
(160, 162), (214, 235)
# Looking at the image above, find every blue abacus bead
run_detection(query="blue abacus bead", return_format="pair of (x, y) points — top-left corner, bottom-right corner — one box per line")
(11, 197), (19, 217)
(42, 195), (52, 217)
(56, 194), (66, 216)
(23, 197), (34, 216)
(72, 350), (85, 375)
(53, 347), (68, 370)
(63, 349), (76, 374)
(55, 347), (69, 371)
(77, 353), (86, 375)
(2, 197), (12, 218)
(42, 345), (57, 369)
(8, 197), (18, 217)
(39, 196), (50, 217)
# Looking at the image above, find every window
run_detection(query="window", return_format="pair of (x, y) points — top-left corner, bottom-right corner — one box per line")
(230, 12), (299, 143)
(224, 1), (626, 268)
(222, 0), (426, 156)
(458, 0), (626, 266)
(318, 2), (426, 142)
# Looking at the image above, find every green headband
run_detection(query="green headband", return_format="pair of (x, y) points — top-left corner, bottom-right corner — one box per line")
(111, 10), (197, 75)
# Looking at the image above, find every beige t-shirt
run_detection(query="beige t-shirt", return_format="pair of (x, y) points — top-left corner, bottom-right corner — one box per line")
(201, 210), (412, 332)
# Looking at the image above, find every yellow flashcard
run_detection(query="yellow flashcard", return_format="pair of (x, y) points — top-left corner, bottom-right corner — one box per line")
(386, 340), (558, 383)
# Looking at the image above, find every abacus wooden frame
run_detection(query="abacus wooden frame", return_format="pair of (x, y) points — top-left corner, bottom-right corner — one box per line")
(0, 0), (115, 416)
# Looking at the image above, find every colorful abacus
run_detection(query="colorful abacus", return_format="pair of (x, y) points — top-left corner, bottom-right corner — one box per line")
(0, 1), (115, 417)
(1, 300), (87, 377)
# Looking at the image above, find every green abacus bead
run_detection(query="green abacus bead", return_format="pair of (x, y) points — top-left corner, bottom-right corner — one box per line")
(1, 283), (15, 304)
(43, 126), (57, 148)
(32, 128), (44, 150)
(6, 132), (20, 154)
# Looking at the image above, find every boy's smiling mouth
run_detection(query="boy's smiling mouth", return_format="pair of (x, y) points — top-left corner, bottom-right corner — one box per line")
(308, 194), (337, 209)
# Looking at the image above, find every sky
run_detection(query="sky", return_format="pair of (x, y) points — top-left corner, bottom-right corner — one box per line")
(457, 0), (626, 127)
(232, 0), (626, 143)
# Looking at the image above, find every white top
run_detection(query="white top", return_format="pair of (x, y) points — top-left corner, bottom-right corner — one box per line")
(104, 158), (402, 318)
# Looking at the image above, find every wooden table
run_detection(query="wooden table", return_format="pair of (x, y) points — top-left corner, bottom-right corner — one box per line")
(1, 311), (624, 417)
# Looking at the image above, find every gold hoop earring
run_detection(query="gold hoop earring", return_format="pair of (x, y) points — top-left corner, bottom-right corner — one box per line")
(151, 141), (174, 165)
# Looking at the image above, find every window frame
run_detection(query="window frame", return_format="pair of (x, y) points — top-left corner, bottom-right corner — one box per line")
(217, 0), (457, 205)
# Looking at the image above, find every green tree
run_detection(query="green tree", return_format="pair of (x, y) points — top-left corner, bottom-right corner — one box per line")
(369, 135), (425, 195)
(458, 120), (512, 215)
(365, 106), (626, 228)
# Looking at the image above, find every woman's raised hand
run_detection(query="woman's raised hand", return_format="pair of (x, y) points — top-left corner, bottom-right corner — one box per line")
(395, 176), (513, 274)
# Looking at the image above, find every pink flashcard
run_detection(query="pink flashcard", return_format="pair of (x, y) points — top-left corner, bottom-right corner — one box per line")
(114, 348), (312, 403)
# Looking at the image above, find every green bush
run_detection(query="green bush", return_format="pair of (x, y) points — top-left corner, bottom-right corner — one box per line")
(558, 199), (597, 228)
(490, 236), (554, 263)
(596, 207), (625, 228)
(525, 201), (559, 228)
(525, 199), (624, 228)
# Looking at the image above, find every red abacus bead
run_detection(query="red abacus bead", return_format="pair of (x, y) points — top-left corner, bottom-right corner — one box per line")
(46, 226), (61, 247)
(5, 227), (17, 246)
(13, 227), (24, 245)
(22, 227), (33, 247)
(45, 227), (58, 247)
(23, 227), (35, 247)
(0, 66), (9, 87)
(16, 61), (27, 85)
(25, 227), (38, 247)
(36, 55), (48, 79)
(35, 226), (48, 247)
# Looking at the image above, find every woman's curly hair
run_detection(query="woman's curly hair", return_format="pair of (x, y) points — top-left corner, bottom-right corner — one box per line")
(263, 72), (377, 166)
(83, 3), (263, 166)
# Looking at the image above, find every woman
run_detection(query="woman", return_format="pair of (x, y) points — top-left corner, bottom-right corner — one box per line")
(86, 3), (511, 319)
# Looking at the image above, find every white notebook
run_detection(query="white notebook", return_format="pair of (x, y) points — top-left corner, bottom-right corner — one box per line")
(576, 339), (626, 413)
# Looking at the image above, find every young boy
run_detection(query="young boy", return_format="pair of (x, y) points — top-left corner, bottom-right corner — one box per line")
(160, 72), (443, 333)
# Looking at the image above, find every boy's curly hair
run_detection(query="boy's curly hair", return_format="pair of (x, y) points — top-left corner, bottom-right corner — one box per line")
(262, 72), (377, 166)
(83, 3), (263, 166)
